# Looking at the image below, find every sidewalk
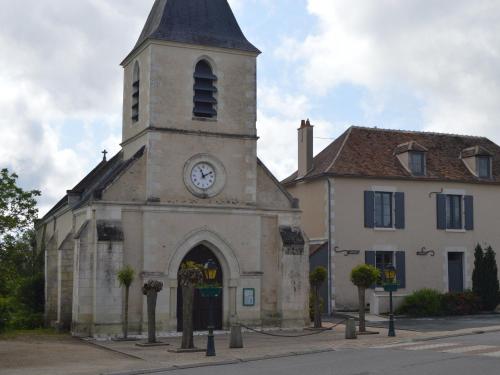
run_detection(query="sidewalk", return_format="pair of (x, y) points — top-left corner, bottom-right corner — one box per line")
(2, 322), (500, 375)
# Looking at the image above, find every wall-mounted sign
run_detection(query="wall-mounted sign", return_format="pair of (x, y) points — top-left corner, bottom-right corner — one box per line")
(243, 288), (255, 307)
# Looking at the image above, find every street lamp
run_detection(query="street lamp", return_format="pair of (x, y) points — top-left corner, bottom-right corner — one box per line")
(383, 264), (397, 337)
(200, 259), (220, 357)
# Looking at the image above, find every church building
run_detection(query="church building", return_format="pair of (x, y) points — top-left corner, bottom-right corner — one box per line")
(37, 0), (309, 337)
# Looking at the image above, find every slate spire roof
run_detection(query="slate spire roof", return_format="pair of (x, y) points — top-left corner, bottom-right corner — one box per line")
(127, 0), (260, 59)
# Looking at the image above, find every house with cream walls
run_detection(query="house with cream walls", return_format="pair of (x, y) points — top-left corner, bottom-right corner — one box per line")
(37, 0), (309, 337)
(284, 121), (500, 314)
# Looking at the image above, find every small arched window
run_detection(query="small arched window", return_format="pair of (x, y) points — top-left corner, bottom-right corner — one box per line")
(193, 60), (217, 118)
(132, 62), (140, 122)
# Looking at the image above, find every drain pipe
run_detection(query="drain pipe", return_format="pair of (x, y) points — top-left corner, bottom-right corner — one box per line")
(327, 178), (332, 316)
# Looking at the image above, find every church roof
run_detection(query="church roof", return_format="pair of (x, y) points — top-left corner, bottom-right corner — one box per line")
(41, 147), (146, 221)
(126, 0), (260, 61)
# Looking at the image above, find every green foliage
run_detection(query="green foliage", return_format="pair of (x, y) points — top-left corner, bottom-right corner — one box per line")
(481, 246), (500, 310)
(310, 266), (327, 287)
(441, 291), (481, 315)
(117, 266), (135, 288)
(397, 289), (482, 317)
(350, 264), (380, 289)
(472, 244), (484, 296)
(309, 294), (324, 322)
(0, 297), (13, 333)
(0, 169), (43, 331)
(396, 289), (443, 317)
(0, 168), (40, 238)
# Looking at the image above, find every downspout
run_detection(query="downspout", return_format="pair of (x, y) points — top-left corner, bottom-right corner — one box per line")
(327, 178), (332, 315)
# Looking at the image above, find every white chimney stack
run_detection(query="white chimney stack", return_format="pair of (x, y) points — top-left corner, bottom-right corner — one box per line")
(298, 119), (314, 178)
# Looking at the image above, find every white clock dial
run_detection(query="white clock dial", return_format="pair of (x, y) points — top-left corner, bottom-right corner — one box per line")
(191, 163), (216, 190)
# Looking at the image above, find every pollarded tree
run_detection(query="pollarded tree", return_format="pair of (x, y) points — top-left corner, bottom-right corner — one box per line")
(117, 265), (135, 339)
(310, 266), (327, 328)
(472, 244), (484, 297)
(142, 280), (163, 344)
(178, 261), (204, 349)
(481, 246), (500, 311)
(350, 264), (380, 333)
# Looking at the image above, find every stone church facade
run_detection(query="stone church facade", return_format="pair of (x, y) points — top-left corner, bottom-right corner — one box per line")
(37, 0), (309, 337)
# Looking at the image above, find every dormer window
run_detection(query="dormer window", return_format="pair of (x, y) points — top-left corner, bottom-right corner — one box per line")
(395, 141), (428, 176)
(409, 151), (425, 176)
(477, 156), (491, 178)
(461, 146), (493, 179)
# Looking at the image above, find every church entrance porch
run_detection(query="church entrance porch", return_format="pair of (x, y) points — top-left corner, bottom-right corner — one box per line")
(176, 245), (223, 331)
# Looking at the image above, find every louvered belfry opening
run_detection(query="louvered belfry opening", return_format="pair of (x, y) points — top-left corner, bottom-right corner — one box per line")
(193, 60), (217, 118)
(132, 62), (140, 122)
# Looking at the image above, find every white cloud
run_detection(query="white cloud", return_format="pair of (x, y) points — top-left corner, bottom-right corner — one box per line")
(278, 0), (500, 139)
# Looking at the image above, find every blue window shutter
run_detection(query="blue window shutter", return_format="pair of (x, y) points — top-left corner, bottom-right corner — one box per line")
(395, 192), (405, 229)
(396, 251), (406, 289)
(365, 251), (376, 289)
(364, 191), (375, 228)
(464, 195), (474, 230)
(436, 194), (446, 230)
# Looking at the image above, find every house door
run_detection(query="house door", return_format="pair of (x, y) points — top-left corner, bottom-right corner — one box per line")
(448, 252), (464, 292)
(177, 245), (223, 332)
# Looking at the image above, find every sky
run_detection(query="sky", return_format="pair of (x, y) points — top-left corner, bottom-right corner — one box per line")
(1, 0), (500, 215)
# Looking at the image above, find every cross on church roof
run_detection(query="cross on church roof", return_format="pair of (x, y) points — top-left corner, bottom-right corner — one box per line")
(102, 150), (108, 162)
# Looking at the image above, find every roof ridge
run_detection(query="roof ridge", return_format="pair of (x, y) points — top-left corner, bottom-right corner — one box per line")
(324, 126), (353, 173)
(350, 125), (489, 140)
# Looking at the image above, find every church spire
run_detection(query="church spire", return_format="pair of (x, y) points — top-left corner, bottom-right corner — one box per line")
(126, 0), (260, 61)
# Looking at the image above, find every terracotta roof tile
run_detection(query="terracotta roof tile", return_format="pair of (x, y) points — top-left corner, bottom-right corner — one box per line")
(283, 126), (500, 185)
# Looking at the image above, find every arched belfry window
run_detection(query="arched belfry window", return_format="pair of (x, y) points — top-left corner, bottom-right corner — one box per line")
(193, 60), (217, 118)
(132, 62), (140, 122)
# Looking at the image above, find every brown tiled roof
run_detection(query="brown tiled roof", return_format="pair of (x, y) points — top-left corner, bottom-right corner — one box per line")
(283, 126), (500, 185)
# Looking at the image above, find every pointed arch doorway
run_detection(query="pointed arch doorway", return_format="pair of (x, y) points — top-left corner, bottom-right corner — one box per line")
(177, 245), (223, 331)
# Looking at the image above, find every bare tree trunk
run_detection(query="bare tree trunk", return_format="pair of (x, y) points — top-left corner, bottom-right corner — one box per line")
(124, 286), (129, 339)
(146, 290), (158, 343)
(313, 285), (322, 328)
(358, 286), (366, 333)
(181, 285), (195, 349)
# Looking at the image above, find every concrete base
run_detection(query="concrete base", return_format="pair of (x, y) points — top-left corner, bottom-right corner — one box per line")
(168, 348), (206, 353)
(135, 341), (170, 347)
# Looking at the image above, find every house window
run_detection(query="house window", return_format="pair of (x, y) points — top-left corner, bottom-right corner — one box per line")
(409, 152), (425, 176)
(477, 156), (491, 178)
(446, 195), (462, 230)
(193, 60), (217, 118)
(374, 192), (393, 228)
(132, 62), (140, 122)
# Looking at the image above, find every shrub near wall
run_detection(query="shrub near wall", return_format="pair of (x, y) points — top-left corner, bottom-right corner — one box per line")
(397, 289), (481, 317)
(396, 289), (443, 317)
(442, 291), (481, 316)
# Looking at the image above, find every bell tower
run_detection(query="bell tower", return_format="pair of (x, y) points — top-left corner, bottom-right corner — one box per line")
(120, 0), (261, 206)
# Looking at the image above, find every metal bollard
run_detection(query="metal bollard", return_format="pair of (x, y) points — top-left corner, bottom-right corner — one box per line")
(345, 318), (357, 340)
(229, 324), (244, 348)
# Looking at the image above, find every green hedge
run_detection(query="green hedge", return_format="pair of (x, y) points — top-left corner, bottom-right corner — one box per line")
(0, 297), (13, 333)
(397, 289), (481, 317)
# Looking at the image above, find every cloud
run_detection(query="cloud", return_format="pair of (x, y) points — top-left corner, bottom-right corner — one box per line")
(277, 0), (500, 139)
(0, 1), (152, 215)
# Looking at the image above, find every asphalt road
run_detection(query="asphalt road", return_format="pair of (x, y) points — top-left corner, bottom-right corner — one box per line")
(154, 332), (500, 375)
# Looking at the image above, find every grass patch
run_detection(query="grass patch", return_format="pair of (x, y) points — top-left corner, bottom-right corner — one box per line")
(0, 327), (61, 340)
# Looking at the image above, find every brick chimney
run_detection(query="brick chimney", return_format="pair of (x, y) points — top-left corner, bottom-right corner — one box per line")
(298, 119), (314, 178)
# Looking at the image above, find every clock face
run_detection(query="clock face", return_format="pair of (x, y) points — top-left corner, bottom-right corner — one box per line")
(191, 162), (216, 190)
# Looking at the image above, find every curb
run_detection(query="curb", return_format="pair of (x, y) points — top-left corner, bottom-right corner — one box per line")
(101, 348), (336, 375)
(410, 327), (500, 343)
(82, 339), (146, 361)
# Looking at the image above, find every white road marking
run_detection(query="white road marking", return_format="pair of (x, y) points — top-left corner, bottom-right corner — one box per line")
(404, 343), (461, 351)
(441, 345), (496, 353)
(480, 351), (500, 358)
